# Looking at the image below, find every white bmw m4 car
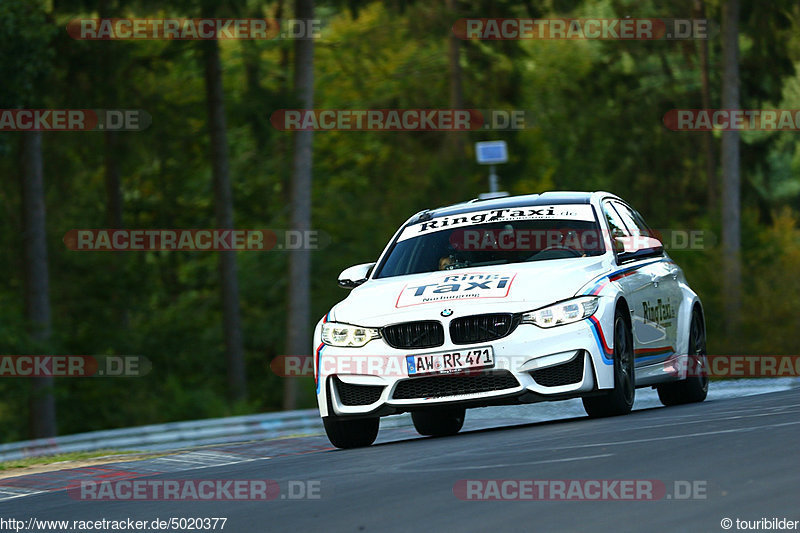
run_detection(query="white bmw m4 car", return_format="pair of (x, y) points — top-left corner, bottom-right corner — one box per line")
(314, 191), (708, 448)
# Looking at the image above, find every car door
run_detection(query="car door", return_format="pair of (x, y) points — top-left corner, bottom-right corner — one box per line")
(610, 201), (680, 363)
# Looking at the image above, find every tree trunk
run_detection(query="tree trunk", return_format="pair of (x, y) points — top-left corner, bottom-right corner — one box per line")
(445, 0), (465, 157)
(21, 131), (56, 438)
(694, 0), (716, 211)
(100, 0), (123, 231)
(203, 38), (247, 402)
(446, 0), (464, 111)
(104, 129), (130, 327)
(284, 0), (315, 410)
(276, 0), (290, 96)
(721, 0), (741, 338)
(104, 128), (123, 228)
(242, 41), (268, 155)
(275, 0), (292, 203)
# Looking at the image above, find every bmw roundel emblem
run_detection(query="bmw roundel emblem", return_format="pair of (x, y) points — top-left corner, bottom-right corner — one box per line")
(441, 309), (453, 317)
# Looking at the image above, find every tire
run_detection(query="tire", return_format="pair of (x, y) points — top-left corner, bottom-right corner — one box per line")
(657, 308), (709, 406)
(323, 416), (379, 449)
(582, 308), (635, 417)
(411, 408), (465, 437)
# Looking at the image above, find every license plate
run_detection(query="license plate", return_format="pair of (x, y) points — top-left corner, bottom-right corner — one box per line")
(406, 347), (494, 376)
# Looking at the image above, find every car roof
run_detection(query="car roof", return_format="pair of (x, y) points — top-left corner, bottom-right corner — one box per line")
(418, 191), (620, 220)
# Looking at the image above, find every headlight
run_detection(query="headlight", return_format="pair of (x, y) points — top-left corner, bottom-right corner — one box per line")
(321, 322), (381, 347)
(520, 297), (600, 328)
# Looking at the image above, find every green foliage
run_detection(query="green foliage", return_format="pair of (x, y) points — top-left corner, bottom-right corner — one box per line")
(0, 0), (55, 106)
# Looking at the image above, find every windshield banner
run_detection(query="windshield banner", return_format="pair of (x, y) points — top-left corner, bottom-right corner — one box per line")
(397, 204), (596, 242)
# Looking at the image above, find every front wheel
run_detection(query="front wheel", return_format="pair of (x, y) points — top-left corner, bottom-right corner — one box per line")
(411, 408), (465, 437)
(323, 416), (379, 449)
(657, 308), (709, 406)
(582, 308), (635, 417)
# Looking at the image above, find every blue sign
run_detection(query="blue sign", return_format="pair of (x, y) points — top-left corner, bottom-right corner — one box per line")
(475, 141), (508, 164)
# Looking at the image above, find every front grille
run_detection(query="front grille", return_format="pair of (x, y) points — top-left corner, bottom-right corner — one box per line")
(392, 370), (519, 400)
(335, 378), (384, 406)
(531, 353), (585, 387)
(450, 313), (520, 345)
(382, 321), (444, 349)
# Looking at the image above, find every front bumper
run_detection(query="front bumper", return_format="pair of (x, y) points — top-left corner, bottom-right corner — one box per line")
(314, 307), (616, 418)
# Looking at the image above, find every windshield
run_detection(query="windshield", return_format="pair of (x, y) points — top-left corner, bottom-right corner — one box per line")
(374, 204), (605, 278)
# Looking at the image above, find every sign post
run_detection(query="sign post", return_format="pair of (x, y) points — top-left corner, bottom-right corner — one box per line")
(475, 141), (509, 199)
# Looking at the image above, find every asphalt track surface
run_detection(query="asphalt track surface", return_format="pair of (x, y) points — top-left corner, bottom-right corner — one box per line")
(3, 387), (799, 533)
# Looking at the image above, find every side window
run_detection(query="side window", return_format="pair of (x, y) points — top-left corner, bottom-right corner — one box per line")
(630, 208), (654, 238)
(602, 201), (630, 238)
(611, 201), (649, 237)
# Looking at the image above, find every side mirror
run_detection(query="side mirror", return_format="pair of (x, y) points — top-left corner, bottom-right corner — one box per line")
(337, 262), (375, 289)
(614, 235), (664, 263)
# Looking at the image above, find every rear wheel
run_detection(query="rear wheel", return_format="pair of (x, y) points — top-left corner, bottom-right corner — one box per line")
(411, 408), (465, 437)
(657, 308), (709, 406)
(582, 308), (635, 417)
(323, 416), (379, 449)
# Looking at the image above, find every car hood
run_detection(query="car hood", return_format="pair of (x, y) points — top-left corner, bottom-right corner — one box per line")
(329, 256), (611, 326)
